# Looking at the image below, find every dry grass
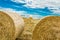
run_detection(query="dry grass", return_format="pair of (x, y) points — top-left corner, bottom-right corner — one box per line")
(17, 17), (40, 40)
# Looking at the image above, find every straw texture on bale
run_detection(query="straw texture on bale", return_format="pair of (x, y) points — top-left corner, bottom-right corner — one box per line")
(0, 11), (24, 40)
(33, 16), (60, 40)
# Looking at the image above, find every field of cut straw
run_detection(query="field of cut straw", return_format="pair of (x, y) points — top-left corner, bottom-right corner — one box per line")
(17, 16), (60, 40)
(1, 11), (60, 40)
(16, 17), (40, 40)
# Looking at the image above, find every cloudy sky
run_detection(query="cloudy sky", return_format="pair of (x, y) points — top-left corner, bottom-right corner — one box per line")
(0, 0), (60, 19)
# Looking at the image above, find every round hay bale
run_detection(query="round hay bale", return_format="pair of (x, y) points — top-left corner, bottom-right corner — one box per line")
(33, 16), (60, 40)
(0, 11), (24, 40)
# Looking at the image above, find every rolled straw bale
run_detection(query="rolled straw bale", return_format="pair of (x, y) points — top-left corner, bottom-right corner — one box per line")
(0, 11), (24, 40)
(33, 16), (60, 40)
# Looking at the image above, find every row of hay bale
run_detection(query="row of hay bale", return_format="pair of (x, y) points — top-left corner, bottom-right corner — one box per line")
(18, 16), (60, 40)
(0, 11), (60, 40)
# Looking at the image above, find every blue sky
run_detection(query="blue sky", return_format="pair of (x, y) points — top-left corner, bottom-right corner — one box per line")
(0, 0), (60, 19)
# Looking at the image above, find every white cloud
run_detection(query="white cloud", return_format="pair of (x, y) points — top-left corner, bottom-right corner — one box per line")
(27, 0), (60, 14)
(11, 0), (25, 3)
(14, 0), (60, 8)
(0, 8), (28, 15)
(11, 0), (60, 9)
(1, 0), (60, 17)
(22, 14), (43, 19)
(52, 9), (60, 14)
(29, 15), (43, 19)
(0, 7), (43, 19)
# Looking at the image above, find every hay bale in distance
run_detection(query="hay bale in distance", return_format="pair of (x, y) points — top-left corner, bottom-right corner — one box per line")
(0, 11), (24, 40)
(17, 17), (40, 40)
(33, 16), (60, 40)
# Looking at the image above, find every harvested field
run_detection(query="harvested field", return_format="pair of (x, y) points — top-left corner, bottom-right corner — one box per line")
(17, 17), (40, 40)
(0, 11), (60, 40)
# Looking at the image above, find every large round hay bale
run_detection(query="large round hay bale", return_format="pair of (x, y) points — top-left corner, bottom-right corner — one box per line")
(33, 16), (60, 40)
(0, 11), (24, 40)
